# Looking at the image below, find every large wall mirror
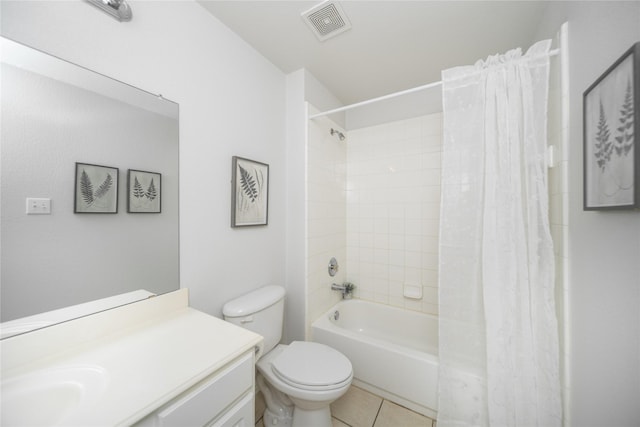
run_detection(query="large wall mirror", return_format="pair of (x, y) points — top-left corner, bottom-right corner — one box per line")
(0, 37), (179, 336)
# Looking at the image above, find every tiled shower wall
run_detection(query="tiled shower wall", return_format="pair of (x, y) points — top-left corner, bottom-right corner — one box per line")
(306, 111), (347, 337)
(306, 111), (442, 337)
(345, 114), (443, 315)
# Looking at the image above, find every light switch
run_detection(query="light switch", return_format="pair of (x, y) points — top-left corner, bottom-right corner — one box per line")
(26, 198), (51, 215)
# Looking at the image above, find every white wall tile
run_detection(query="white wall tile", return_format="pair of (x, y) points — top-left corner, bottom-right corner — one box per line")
(345, 112), (443, 315)
(305, 116), (347, 336)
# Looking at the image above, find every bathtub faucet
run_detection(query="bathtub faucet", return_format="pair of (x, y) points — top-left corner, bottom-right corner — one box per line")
(331, 282), (355, 299)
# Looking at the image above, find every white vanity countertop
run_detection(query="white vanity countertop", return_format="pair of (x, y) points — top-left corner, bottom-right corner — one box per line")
(0, 289), (263, 426)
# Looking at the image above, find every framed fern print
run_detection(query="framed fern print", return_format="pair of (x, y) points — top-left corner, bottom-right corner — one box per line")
(74, 162), (119, 213)
(231, 156), (269, 227)
(584, 42), (639, 210)
(127, 169), (161, 213)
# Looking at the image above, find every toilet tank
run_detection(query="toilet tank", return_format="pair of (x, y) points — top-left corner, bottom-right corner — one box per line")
(222, 285), (285, 355)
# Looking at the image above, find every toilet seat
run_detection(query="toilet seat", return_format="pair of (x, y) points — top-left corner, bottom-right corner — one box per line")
(271, 341), (352, 391)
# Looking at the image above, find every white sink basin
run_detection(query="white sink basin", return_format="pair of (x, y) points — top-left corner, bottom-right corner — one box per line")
(1, 365), (108, 426)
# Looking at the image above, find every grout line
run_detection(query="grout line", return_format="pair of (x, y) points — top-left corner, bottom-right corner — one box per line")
(332, 415), (352, 427)
(331, 406), (352, 426)
(371, 398), (384, 427)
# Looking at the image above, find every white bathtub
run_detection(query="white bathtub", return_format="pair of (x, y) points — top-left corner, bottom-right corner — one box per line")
(311, 299), (438, 418)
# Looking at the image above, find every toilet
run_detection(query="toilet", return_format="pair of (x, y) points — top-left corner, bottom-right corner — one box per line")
(223, 285), (353, 427)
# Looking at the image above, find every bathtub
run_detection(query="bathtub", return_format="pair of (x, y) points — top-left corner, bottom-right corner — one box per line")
(311, 299), (438, 418)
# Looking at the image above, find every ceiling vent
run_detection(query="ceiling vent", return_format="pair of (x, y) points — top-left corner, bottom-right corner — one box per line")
(301, 1), (352, 42)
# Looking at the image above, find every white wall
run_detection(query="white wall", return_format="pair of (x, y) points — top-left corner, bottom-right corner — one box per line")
(346, 87), (443, 131)
(284, 70), (308, 343)
(1, 0), (287, 319)
(535, 3), (640, 426)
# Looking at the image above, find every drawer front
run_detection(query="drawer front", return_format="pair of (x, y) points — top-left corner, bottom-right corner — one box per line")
(157, 352), (253, 427)
(210, 392), (254, 427)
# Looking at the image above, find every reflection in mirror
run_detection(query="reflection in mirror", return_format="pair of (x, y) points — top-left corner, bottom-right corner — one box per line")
(0, 37), (180, 337)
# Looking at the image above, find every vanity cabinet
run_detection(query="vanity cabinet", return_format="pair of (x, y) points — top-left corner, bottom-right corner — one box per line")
(1, 290), (263, 426)
(134, 350), (255, 427)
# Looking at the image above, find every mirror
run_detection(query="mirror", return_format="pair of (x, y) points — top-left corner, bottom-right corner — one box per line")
(0, 37), (180, 336)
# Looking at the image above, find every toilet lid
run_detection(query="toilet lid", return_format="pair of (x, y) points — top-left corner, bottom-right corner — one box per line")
(271, 341), (352, 390)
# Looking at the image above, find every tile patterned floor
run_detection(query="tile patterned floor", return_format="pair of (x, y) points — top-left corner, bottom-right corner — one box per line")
(255, 386), (436, 427)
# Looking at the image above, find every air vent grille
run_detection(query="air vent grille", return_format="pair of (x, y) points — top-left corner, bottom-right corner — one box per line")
(302, 1), (352, 42)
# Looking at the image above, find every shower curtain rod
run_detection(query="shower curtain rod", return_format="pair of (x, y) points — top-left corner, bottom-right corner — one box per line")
(308, 48), (560, 120)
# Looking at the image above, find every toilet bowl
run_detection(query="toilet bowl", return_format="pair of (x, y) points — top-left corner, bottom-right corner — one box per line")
(257, 342), (353, 426)
(222, 285), (353, 427)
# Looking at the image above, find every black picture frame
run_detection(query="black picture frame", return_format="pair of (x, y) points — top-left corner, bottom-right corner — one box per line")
(74, 162), (119, 213)
(584, 42), (640, 210)
(231, 156), (269, 227)
(127, 169), (161, 213)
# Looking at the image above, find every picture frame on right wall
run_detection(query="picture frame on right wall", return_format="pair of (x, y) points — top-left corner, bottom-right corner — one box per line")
(584, 41), (640, 210)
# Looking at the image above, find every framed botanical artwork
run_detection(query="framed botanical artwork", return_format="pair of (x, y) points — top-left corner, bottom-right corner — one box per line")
(127, 169), (161, 213)
(584, 42), (639, 210)
(231, 156), (269, 227)
(74, 162), (119, 213)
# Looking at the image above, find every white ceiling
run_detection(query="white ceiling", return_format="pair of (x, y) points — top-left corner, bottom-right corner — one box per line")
(199, 1), (549, 106)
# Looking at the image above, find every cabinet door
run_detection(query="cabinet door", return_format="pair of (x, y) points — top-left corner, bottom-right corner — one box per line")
(155, 352), (253, 427)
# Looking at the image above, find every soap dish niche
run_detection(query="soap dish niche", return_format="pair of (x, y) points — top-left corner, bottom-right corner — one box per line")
(403, 284), (422, 300)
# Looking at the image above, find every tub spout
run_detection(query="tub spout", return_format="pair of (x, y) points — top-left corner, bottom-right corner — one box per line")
(331, 282), (355, 299)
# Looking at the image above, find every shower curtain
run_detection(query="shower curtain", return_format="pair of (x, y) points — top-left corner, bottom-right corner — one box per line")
(437, 40), (561, 427)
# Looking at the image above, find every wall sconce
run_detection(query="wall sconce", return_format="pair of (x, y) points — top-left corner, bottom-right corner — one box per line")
(85, 0), (132, 22)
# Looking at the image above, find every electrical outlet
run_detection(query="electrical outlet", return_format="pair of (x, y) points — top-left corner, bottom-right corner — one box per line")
(26, 198), (51, 215)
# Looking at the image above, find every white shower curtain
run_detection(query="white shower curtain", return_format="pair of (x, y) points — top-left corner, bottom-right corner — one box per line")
(437, 40), (562, 427)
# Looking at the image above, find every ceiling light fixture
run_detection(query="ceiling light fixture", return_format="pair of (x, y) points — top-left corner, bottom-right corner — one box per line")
(85, 0), (132, 22)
